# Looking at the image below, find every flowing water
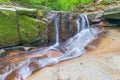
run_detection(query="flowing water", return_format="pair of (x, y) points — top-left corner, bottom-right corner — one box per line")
(0, 13), (100, 80)
(54, 16), (60, 46)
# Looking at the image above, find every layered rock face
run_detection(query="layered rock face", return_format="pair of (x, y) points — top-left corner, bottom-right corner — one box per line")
(0, 6), (120, 47)
(0, 6), (103, 48)
(104, 7), (120, 27)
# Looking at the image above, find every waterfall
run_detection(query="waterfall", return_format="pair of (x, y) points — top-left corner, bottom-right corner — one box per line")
(54, 16), (60, 46)
(44, 12), (60, 50)
(76, 14), (89, 33)
(0, 14), (100, 80)
(56, 14), (98, 61)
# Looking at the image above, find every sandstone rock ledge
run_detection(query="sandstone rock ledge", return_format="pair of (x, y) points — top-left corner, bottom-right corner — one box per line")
(26, 28), (120, 80)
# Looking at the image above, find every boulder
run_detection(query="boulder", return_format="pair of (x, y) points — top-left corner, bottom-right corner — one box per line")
(104, 7), (120, 27)
(0, 49), (6, 57)
(104, 7), (120, 20)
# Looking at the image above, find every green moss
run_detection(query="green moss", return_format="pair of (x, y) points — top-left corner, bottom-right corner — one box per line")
(18, 15), (39, 43)
(34, 20), (47, 45)
(0, 9), (19, 47)
(16, 8), (37, 17)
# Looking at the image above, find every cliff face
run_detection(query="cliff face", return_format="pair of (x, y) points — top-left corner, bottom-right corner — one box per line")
(26, 28), (120, 80)
(0, 5), (120, 48)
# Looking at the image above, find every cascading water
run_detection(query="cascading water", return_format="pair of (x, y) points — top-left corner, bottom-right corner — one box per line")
(0, 13), (100, 80)
(45, 12), (60, 50)
(76, 14), (88, 33)
(56, 14), (98, 61)
(54, 16), (60, 46)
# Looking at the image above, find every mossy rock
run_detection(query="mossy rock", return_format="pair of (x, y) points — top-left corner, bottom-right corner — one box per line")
(18, 15), (39, 43)
(36, 19), (48, 45)
(16, 8), (37, 17)
(18, 15), (47, 45)
(0, 9), (19, 47)
(37, 10), (46, 19)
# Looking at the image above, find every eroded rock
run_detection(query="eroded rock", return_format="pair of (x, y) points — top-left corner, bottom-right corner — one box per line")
(26, 28), (120, 80)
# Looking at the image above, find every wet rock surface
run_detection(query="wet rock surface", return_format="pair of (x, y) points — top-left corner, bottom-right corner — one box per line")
(26, 28), (120, 80)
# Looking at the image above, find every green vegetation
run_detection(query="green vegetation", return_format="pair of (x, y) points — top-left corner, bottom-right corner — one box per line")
(0, 0), (94, 11)
(58, 0), (93, 10)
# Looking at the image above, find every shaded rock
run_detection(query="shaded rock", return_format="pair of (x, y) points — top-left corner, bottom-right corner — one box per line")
(36, 10), (48, 46)
(0, 7), (19, 47)
(2, 46), (34, 51)
(104, 7), (120, 27)
(18, 15), (47, 44)
(59, 11), (73, 40)
(104, 7), (120, 20)
(0, 49), (6, 57)
(34, 20), (48, 46)
(105, 18), (120, 27)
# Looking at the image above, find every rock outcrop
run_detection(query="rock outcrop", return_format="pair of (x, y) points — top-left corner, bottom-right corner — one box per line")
(0, 6), (103, 48)
(0, 5), (120, 48)
(104, 7), (120, 27)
